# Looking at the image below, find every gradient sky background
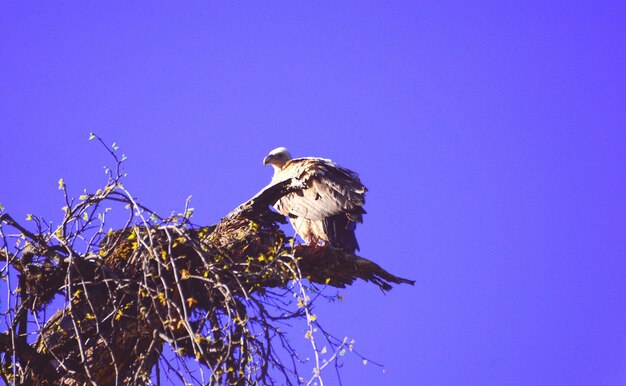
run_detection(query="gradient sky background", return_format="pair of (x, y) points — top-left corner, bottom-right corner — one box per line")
(1, 2), (626, 385)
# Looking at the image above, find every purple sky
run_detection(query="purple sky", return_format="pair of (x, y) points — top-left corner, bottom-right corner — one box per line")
(2, 2), (626, 385)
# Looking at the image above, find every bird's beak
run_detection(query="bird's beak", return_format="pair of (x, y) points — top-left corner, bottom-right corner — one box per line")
(263, 155), (272, 166)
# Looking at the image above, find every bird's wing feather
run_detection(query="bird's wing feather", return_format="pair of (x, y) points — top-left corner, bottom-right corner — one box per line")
(274, 158), (367, 221)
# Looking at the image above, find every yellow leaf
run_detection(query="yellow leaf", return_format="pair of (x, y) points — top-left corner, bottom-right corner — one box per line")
(186, 297), (197, 307)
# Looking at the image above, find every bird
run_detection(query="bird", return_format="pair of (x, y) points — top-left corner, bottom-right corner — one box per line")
(262, 147), (367, 253)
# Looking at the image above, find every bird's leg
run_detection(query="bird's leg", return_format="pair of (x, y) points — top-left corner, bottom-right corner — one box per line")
(308, 237), (328, 255)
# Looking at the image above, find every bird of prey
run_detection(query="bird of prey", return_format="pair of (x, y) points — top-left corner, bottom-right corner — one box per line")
(263, 147), (367, 253)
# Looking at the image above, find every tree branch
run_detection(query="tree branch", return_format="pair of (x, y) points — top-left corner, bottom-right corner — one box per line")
(0, 178), (413, 385)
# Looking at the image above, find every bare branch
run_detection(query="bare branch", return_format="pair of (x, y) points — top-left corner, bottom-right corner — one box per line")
(0, 144), (412, 385)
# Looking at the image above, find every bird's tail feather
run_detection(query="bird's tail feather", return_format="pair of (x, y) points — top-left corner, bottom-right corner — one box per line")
(323, 214), (359, 253)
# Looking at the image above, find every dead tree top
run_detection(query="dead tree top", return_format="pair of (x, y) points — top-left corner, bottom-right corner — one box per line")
(0, 163), (413, 385)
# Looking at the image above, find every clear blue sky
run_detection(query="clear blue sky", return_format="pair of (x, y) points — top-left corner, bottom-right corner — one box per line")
(1, 2), (625, 385)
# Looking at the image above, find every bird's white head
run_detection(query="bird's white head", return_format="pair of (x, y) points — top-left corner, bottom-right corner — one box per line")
(263, 147), (292, 171)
